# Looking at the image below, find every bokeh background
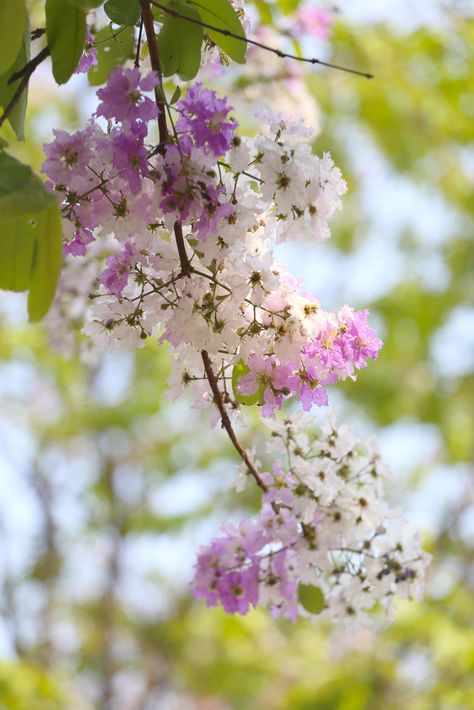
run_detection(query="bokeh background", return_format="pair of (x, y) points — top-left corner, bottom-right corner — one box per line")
(0, 0), (473, 707)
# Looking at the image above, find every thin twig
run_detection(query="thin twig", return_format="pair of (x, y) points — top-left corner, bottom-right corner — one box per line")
(151, 0), (373, 79)
(201, 350), (268, 493)
(135, 19), (144, 67)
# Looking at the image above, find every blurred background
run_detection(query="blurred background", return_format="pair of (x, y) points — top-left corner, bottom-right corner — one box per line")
(0, 0), (473, 707)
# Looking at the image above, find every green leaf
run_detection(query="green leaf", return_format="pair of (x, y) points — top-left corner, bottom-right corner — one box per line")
(169, 85), (181, 104)
(0, 0), (26, 75)
(157, 1), (203, 80)
(46, 0), (87, 84)
(0, 16), (31, 140)
(0, 214), (37, 292)
(297, 584), (325, 615)
(88, 25), (135, 86)
(232, 359), (260, 406)
(27, 202), (63, 322)
(0, 152), (55, 217)
(104, 0), (140, 25)
(66, 0), (104, 8)
(189, 0), (246, 64)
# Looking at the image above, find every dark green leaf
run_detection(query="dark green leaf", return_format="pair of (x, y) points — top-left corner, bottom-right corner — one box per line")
(104, 0), (140, 25)
(0, 16), (31, 140)
(189, 0), (246, 64)
(0, 0), (26, 75)
(157, 2), (203, 81)
(232, 359), (260, 406)
(27, 202), (63, 322)
(46, 0), (87, 84)
(297, 584), (325, 614)
(88, 25), (135, 86)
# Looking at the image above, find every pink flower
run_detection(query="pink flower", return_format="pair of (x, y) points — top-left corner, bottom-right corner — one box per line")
(176, 83), (237, 156)
(42, 127), (93, 185)
(75, 29), (98, 74)
(99, 241), (135, 297)
(294, 7), (333, 40)
(96, 67), (158, 125)
(64, 228), (95, 257)
(112, 123), (149, 193)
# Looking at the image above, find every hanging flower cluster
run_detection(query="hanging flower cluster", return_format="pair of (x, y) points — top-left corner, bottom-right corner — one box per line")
(42, 68), (381, 418)
(193, 416), (430, 621)
(41, 30), (427, 623)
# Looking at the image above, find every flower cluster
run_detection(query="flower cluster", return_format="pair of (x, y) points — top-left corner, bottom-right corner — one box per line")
(42, 69), (380, 418)
(193, 416), (430, 622)
(41, 53), (427, 626)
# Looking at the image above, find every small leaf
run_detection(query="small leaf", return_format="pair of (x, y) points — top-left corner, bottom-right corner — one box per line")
(104, 0), (140, 25)
(88, 24), (135, 86)
(232, 359), (260, 406)
(0, 0), (26, 75)
(0, 16), (31, 140)
(169, 85), (182, 105)
(27, 202), (63, 322)
(157, 1), (203, 81)
(297, 584), (325, 615)
(189, 0), (246, 64)
(46, 0), (87, 84)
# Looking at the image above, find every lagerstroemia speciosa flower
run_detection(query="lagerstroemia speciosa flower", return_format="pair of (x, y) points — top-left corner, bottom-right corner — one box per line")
(42, 43), (428, 623)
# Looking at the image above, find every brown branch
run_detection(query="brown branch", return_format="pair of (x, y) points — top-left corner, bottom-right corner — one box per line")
(139, 0), (168, 143)
(151, 0), (373, 79)
(7, 46), (49, 85)
(0, 47), (50, 130)
(201, 350), (268, 493)
(139, 0), (192, 276)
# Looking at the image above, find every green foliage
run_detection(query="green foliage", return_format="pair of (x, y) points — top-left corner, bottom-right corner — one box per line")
(297, 584), (325, 615)
(0, 16), (30, 140)
(0, 152), (54, 216)
(0, 152), (61, 320)
(0, 0), (26, 75)
(46, 0), (87, 84)
(189, 0), (247, 63)
(88, 24), (135, 85)
(157, 0), (204, 80)
(26, 202), (63, 322)
(0, 662), (67, 709)
(104, 0), (140, 25)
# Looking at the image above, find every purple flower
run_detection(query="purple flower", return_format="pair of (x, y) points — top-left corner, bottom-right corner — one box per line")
(112, 123), (149, 193)
(96, 67), (158, 125)
(344, 309), (383, 368)
(99, 241), (135, 297)
(42, 127), (93, 185)
(64, 228), (95, 257)
(75, 29), (98, 74)
(176, 83), (237, 156)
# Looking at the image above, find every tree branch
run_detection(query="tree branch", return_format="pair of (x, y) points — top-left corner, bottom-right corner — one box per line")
(151, 0), (373, 79)
(201, 350), (268, 493)
(0, 47), (50, 130)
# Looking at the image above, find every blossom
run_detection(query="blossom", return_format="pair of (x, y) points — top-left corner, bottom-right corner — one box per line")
(98, 241), (135, 297)
(176, 83), (237, 155)
(96, 67), (158, 124)
(75, 29), (98, 74)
